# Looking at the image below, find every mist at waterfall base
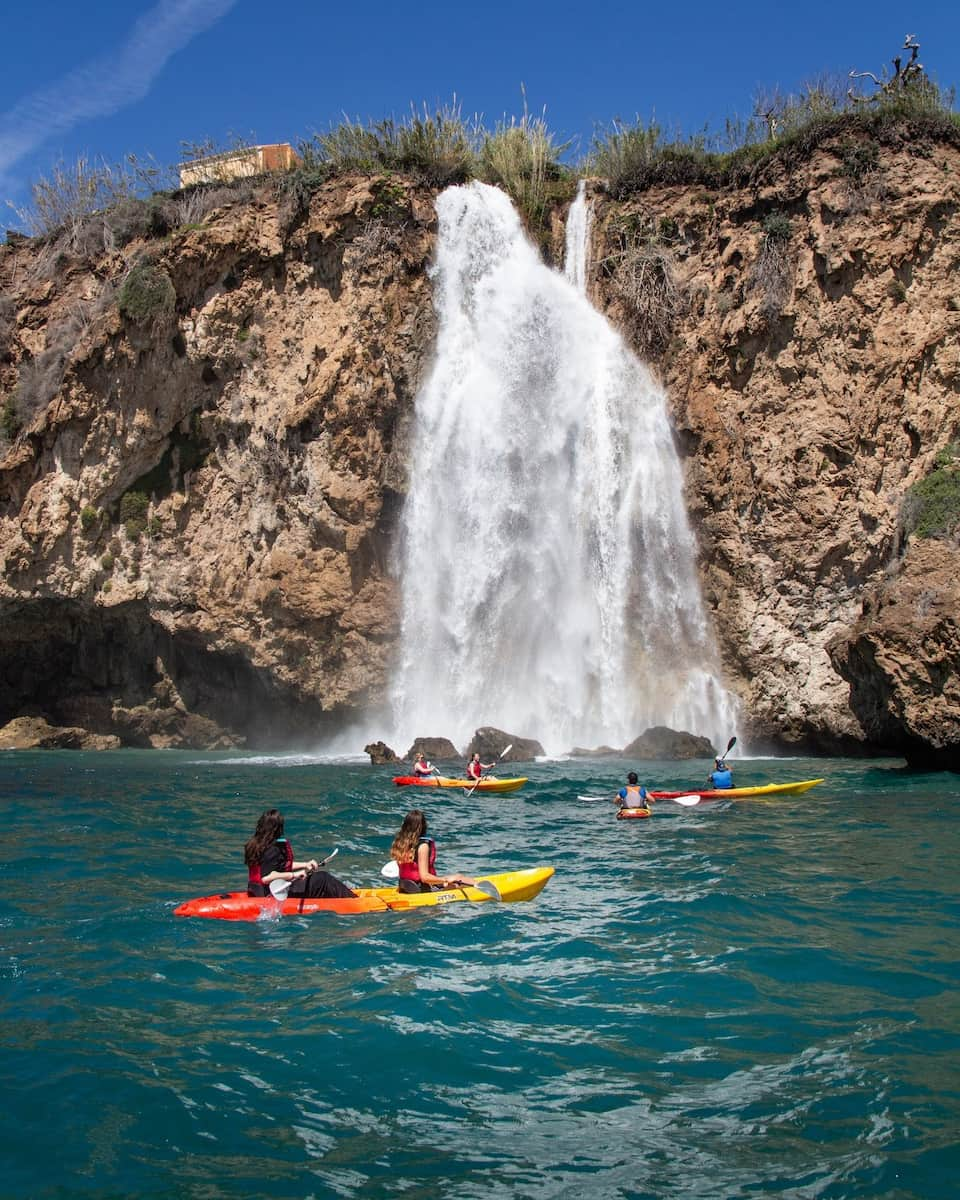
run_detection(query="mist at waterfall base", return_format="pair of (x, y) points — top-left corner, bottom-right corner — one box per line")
(388, 182), (737, 759)
(3, 749), (959, 1198)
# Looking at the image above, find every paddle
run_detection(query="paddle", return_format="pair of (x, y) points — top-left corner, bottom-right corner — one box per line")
(268, 848), (339, 900)
(378, 858), (500, 900)
(466, 743), (513, 795)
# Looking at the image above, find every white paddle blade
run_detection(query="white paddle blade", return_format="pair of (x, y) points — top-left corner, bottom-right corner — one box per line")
(381, 860), (400, 879)
(269, 878), (292, 899)
(672, 795), (702, 807)
(319, 848), (339, 866)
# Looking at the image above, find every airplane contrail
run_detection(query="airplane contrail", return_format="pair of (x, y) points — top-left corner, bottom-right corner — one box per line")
(0, 0), (238, 176)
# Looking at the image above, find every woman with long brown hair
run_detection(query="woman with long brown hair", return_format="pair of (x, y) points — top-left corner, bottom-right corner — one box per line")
(244, 809), (355, 899)
(389, 809), (475, 894)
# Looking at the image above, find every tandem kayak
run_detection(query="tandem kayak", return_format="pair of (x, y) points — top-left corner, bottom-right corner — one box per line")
(648, 778), (825, 800)
(392, 775), (528, 793)
(174, 866), (553, 921)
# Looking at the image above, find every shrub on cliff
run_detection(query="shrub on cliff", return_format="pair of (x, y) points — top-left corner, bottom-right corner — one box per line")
(119, 490), (150, 540)
(600, 213), (687, 355)
(301, 103), (477, 187)
(117, 261), (176, 326)
(478, 108), (571, 233)
(0, 393), (19, 441)
(901, 449), (960, 540)
(0, 296), (14, 362)
(588, 40), (958, 198)
(9, 153), (178, 255)
(749, 212), (794, 323)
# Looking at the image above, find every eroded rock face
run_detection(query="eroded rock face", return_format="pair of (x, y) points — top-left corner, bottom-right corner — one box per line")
(2, 140), (958, 759)
(588, 132), (960, 759)
(1, 176), (436, 748)
(828, 539), (960, 768)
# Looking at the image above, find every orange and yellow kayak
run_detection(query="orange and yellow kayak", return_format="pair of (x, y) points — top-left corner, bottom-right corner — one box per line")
(174, 866), (553, 921)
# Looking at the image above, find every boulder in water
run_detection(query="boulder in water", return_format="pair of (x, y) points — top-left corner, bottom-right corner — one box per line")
(0, 716), (120, 751)
(568, 745), (621, 758)
(465, 727), (544, 762)
(364, 741), (401, 765)
(621, 726), (715, 760)
(404, 737), (459, 761)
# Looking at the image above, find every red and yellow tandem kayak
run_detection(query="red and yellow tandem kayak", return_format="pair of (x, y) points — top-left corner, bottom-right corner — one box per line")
(392, 775), (528, 793)
(648, 778), (825, 801)
(174, 867), (553, 921)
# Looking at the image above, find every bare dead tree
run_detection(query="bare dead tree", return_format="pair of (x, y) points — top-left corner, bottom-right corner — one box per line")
(848, 34), (925, 103)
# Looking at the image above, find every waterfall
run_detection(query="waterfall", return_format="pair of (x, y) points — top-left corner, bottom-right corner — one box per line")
(390, 181), (738, 755)
(564, 179), (593, 293)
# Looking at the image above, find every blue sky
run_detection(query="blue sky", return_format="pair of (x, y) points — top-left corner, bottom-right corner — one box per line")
(2, 0), (958, 225)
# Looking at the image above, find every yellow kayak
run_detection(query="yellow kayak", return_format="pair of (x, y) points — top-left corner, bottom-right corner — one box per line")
(649, 778), (825, 800)
(392, 775), (528, 793)
(175, 867), (554, 920)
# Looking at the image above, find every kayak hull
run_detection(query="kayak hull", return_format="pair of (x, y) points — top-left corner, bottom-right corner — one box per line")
(648, 778), (825, 801)
(392, 775), (528, 793)
(616, 807), (651, 820)
(174, 866), (554, 921)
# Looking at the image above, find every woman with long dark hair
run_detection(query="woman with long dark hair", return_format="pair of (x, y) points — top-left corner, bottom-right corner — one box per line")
(244, 809), (355, 899)
(389, 809), (475, 893)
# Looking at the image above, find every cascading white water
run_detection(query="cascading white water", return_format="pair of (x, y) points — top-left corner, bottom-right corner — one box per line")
(564, 179), (593, 293)
(390, 181), (738, 755)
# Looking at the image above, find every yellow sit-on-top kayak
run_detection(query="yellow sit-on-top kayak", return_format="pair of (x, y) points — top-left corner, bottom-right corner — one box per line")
(392, 775), (528, 793)
(174, 867), (554, 921)
(648, 778), (825, 800)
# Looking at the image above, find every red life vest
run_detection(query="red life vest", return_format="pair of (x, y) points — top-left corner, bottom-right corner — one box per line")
(247, 838), (294, 887)
(398, 837), (437, 884)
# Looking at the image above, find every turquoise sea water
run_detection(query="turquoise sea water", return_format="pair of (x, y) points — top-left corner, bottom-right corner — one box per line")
(1, 751), (958, 1199)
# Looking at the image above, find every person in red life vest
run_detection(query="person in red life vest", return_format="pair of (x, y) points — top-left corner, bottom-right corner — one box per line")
(615, 771), (653, 810)
(244, 809), (356, 899)
(413, 752), (439, 778)
(389, 809), (476, 893)
(466, 753), (495, 782)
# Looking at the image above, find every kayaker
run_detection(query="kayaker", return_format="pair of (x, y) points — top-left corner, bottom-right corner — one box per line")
(244, 809), (356, 899)
(708, 757), (734, 789)
(413, 752), (439, 778)
(616, 771), (652, 810)
(389, 809), (476, 893)
(466, 753), (495, 782)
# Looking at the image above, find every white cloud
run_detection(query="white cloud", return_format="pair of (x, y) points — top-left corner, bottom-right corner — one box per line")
(0, 0), (238, 176)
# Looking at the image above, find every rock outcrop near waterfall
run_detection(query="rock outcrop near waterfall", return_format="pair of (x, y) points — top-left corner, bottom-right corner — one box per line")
(1, 130), (958, 764)
(586, 130), (960, 765)
(1, 177), (437, 747)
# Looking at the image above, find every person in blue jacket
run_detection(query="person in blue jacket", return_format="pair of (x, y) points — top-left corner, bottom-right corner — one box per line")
(708, 757), (734, 789)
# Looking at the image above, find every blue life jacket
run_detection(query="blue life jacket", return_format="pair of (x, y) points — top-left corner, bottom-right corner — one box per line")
(710, 768), (733, 789)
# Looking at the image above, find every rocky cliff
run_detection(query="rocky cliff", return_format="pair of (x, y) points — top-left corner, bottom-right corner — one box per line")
(585, 128), (960, 764)
(1, 129), (958, 763)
